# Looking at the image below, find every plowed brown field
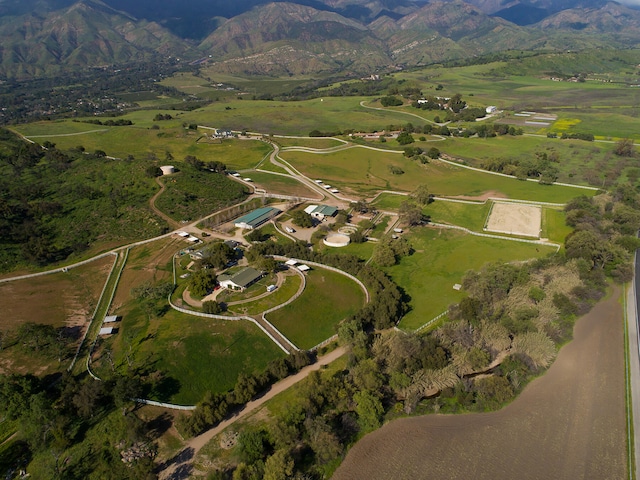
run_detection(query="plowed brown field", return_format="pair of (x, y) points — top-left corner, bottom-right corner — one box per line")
(333, 286), (626, 480)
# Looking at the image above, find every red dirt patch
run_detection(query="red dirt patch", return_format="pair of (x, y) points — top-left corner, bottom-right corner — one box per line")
(333, 286), (626, 480)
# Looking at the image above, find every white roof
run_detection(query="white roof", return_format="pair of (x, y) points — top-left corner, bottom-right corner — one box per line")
(285, 259), (298, 266)
(331, 189), (339, 193)
(243, 178), (253, 182)
(231, 173), (241, 177)
(297, 264), (310, 271)
(176, 231), (189, 237)
(304, 205), (318, 214)
(315, 180), (323, 183)
(99, 327), (114, 335)
(323, 185), (332, 189)
(187, 235), (199, 242)
(103, 315), (118, 323)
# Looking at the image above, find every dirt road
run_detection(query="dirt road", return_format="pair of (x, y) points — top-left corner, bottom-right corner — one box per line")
(157, 346), (346, 479)
(333, 287), (627, 480)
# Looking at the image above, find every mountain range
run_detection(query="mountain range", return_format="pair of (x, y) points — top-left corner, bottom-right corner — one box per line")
(1, 0), (640, 78)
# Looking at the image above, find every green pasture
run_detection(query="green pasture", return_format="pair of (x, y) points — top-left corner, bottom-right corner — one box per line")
(195, 71), (313, 96)
(104, 307), (285, 405)
(541, 208), (572, 245)
(266, 268), (365, 349)
(248, 171), (321, 199)
(12, 122), (272, 168)
(371, 192), (408, 210)
(232, 273), (302, 316)
(158, 96), (417, 136)
(279, 147), (591, 203)
(424, 199), (491, 231)
(439, 133), (628, 187)
(320, 240), (376, 260)
(275, 137), (346, 149)
(389, 227), (557, 330)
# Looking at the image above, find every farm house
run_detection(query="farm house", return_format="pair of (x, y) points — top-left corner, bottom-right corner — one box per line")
(234, 207), (281, 230)
(218, 267), (264, 291)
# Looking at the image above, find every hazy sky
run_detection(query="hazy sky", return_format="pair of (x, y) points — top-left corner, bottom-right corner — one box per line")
(618, 0), (640, 5)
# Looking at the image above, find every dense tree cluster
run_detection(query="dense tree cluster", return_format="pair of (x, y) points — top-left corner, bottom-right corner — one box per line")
(480, 149), (560, 183)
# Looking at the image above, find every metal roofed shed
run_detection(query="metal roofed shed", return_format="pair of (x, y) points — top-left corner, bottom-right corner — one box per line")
(99, 327), (115, 335)
(218, 267), (264, 291)
(103, 315), (119, 323)
(304, 204), (338, 221)
(297, 264), (310, 272)
(234, 207), (281, 229)
(285, 259), (298, 266)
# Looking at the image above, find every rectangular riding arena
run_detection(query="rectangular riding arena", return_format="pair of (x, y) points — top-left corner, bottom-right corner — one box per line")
(485, 202), (541, 238)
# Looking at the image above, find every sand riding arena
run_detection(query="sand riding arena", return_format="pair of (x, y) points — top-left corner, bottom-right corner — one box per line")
(484, 202), (542, 238)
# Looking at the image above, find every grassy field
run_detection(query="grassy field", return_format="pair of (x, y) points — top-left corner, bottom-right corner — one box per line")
(275, 137), (345, 149)
(266, 268), (366, 349)
(389, 227), (557, 330)
(424, 200), (492, 231)
(95, 307), (285, 405)
(279, 147), (591, 202)
(541, 208), (573, 245)
(248, 171), (321, 199)
(233, 273), (302, 316)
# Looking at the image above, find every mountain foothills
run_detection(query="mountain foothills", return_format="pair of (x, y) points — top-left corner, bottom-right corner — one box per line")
(1, 0), (640, 78)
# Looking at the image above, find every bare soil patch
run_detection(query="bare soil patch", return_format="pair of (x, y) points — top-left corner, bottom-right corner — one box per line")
(449, 190), (507, 201)
(333, 287), (626, 480)
(486, 202), (542, 237)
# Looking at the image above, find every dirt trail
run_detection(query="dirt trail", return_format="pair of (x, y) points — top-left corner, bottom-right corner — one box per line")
(157, 346), (346, 479)
(333, 287), (627, 480)
(150, 177), (181, 230)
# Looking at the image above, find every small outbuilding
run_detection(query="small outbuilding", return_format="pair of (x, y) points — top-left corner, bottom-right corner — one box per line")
(160, 165), (175, 175)
(103, 315), (119, 323)
(99, 327), (115, 335)
(297, 264), (310, 272)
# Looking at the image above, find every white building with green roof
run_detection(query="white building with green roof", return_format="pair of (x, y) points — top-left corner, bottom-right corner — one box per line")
(218, 267), (264, 291)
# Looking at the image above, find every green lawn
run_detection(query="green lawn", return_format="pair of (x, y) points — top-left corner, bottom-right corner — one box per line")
(266, 268), (365, 349)
(542, 208), (572, 245)
(372, 192), (408, 210)
(276, 137), (345, 149)
(236, 273), (302, 316)
(388, 227), (557, 330)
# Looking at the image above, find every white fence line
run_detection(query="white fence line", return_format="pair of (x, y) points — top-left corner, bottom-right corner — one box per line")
(310, 334), (339, 352)
(429, 222), (562, 250)
(271, 256), (370, 304)
(415, 310), (449, 333)
(133, 398), (196, 411)
(67, 252), (119, 372)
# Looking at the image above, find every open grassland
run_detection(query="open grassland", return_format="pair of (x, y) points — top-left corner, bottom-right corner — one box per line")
(371, 192), (408, 209)
(275, 137), (345, 149)
(333, 287), (626, 480)
(542, 209), (572, 245)
(389, 228), (557, 330)
(249, 171), (322, 199)
(14, 122), (272, 169)
(0, 255), (113, 375)
(437, 135), (624, 187)
(424, 200), (491, 231)
(95, 308), (285, 405)
(233, 273), (302, 316)
(266, 269), (365, 350)
(280, 148), (590, 203)
(163, 97), (416, 136)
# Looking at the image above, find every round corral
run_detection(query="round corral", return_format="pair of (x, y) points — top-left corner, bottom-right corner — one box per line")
(338, 226), (358, 235)
(160, 165), (175, 175)
(323, 233), (351, 248)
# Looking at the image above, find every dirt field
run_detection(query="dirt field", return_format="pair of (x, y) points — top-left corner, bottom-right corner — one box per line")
(333, 287), (626, 480)
(485, 202), (542, 237)
(0, 256), (114, 332)
(111, 238), (182, 309)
